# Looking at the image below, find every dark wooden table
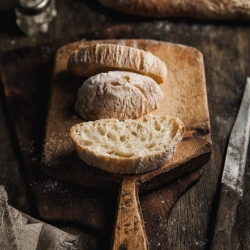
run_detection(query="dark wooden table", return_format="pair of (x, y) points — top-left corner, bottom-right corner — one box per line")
(1, 1), (250, 249)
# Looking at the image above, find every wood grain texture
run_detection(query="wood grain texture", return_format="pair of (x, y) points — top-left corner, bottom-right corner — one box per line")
(210, 183), (242, 250)
(0, 101), (30, 214)
(111, 177), (148, 250)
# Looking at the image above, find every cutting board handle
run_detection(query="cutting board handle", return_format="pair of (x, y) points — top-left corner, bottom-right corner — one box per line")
(111, 176), (148, 250)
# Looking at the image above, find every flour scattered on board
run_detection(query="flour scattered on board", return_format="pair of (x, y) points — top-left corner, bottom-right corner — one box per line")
(215, 115), (234, 138)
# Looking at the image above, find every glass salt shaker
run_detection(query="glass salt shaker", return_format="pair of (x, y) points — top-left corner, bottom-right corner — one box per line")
(15, 0), (57, 36)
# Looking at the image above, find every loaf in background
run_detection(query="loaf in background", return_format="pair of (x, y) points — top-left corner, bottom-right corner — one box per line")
(98, 0), (250, 20)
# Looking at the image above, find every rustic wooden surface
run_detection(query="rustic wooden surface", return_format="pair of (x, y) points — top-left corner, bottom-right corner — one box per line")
(42, 38), (210, 185)
(0, 1), (250, 250)
(38, 38), (211, 249)
(210, 183), (242, 250)
(0, 32), (210, 250)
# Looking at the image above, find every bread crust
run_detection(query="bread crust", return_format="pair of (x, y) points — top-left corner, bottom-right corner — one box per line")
(98, 0), (250, 20)
(67, 43), (167, 84)
(70, 114), (185, 174)
(75, 71), (164, 121)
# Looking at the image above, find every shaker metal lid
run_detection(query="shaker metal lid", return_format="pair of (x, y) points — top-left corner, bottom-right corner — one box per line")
(17, 0), (51, 15)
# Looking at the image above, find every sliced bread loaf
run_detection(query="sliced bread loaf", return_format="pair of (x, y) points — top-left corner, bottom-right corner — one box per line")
(70, 114), (185, 174)
(75, 71), (164, 121)
(67, 43), (167, 84)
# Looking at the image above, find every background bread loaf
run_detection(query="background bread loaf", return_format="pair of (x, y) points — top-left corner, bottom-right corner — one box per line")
(70, 114), (185, 174)
(67, 43), (167, 84)
(75, 71), (164, 121)
(98, 0), (250, 20)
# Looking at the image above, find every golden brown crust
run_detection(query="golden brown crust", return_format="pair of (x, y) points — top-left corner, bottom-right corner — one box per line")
(67, 43), (167, 84)
(98, 0), (250, 20)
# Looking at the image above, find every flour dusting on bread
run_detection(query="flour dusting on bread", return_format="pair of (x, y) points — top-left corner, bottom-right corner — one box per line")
(75, 71), (164, 121)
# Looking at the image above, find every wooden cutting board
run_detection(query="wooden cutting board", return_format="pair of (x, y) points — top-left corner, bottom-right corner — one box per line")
(0, 33), (212, 248)
(41, 39), (211, 249)
(42, 39), (211, 189)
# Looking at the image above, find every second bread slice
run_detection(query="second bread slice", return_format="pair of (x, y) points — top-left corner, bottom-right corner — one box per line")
(67, 43), (167, 84)
(70, 114), (185, 174)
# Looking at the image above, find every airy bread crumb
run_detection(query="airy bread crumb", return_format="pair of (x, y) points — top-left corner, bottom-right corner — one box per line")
(70, 114), (185, 174)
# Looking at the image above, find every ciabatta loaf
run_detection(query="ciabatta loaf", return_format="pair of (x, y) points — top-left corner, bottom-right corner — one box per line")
(75, 71), (164, 121)
(98, 0), (250, 20)
(70, 114), (185, 174)
(67, 43), (167, 84)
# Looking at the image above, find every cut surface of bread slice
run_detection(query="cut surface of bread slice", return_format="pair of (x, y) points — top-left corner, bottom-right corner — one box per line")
(70, 114), (185, 174)
(67, 43), (167, 84)
(75, 71), (164, 121)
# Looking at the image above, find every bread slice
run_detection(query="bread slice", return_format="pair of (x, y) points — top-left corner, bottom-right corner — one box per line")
(70, 114), (185, 174)
(67, 43), (167, 84)
(75, 71), (164, 121)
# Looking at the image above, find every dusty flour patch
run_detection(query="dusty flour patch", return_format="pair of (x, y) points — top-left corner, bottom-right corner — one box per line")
(42, 130), (75, 167)
(215, 115), (234, 138)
